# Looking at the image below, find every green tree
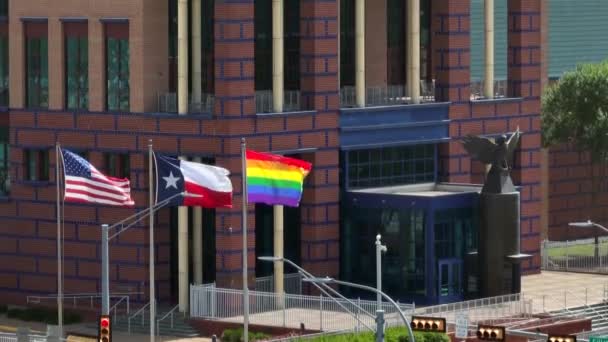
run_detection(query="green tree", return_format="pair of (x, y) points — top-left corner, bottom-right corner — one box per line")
(542, 61), (608, 160)
(542, 61), (608, 206)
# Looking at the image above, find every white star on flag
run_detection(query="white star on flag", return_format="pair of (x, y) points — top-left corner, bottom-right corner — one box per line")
(163, 171), (180, 189)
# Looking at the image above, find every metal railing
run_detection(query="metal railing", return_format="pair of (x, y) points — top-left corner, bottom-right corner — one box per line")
(0, 331), (63, 342)
(470, 79), (508, 100)
(255, 90), (301, 113)
(109, 296), (130, 320)
(26, 292), (141, 310)
(416, 292), (531, 324)
(157, 92), (215, 114)
(340, 81), (436, 108)
(542, 238), (608, 274)
(128, 301), (151, 334)
(156, 304), (181, 336)
(190, 283), (414, 331)
(255, 272), (303, 294)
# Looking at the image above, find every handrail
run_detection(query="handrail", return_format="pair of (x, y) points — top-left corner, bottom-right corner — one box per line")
(128, 301), (151, 334)
(565, 290), (608, 321)
(27, 292), (142, 302)
(109, 296), (130, 320)
(156, 304), (180, 336)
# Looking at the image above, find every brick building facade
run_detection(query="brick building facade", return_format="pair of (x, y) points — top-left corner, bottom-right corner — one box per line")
(0, 0), (544, 306)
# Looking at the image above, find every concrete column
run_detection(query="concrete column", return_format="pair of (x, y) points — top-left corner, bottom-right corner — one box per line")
(484, 0), (495, 99)
(355, 0), (365, 107)
(193, 157), (203, 285)
(273, 205), (284, 295)
(407, 0), (420, 104)
(272, 0), (284, 112)
(192, 0), (202, 105)
(178, 0), (189, 313)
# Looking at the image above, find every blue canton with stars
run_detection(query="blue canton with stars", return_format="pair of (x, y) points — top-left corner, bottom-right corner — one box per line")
(62, 150), (93, 178)
(155, 154), (185, 206)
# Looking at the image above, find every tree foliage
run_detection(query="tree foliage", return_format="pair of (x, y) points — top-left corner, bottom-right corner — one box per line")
(542, 61), (608, 162)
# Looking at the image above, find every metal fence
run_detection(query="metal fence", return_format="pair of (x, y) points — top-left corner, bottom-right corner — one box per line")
(470, 79), (508, 100)
(541, 238), (608, 273)
(254, 273), (303, 294)
(190, 283), (415, 331)
(340, 81), (436, 108)
(0, 332), (62, 342)
(255, 90), (301, 113)
(416, 292), (531, 324)
(157, 92), (215, 114)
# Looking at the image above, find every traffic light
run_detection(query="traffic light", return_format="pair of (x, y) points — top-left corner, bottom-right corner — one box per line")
(410, 316), (446, 333)
(98, 315), (112, 342)
(548, 335), (577, 342)
(476, 325), (505, 341)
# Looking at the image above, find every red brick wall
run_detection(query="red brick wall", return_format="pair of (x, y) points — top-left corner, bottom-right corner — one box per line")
(548, 145), (608, 241)
(434, 0), (542, 273)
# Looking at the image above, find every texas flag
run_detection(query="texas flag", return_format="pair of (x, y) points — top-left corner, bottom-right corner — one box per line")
(155, 154), (233, 208)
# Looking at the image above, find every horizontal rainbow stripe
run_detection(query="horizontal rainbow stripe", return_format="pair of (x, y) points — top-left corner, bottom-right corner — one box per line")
(246, 150), (312, 207)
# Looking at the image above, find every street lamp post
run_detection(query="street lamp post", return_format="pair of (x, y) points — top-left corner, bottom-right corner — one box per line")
(569, 220), (608, 259)
(375, 235), (387, 311)
(303, 277), (416, 342)
(257, 256), (376, 333)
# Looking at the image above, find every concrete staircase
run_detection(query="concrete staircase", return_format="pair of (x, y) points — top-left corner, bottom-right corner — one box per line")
(551, 302), (608, 331)
(90, 306), (200, 338)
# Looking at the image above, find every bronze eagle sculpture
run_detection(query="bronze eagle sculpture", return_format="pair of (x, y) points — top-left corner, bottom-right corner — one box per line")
(462, 127), (521, 194)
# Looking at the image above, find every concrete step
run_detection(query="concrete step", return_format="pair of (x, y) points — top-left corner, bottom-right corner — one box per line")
(87, 312), (199, 338)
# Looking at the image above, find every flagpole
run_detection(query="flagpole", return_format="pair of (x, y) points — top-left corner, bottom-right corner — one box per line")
(149, 141), (156, 342)
(241, 138), (249, 342)
(55, 143), (63, 336)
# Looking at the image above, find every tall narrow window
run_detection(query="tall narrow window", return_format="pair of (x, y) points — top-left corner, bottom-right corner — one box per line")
(64, 22), (88, 110)
(24, 149), (49, 181)
(201, 0), (215, 95)
(340, 0), (355, 87)
(105, 22), (129, 111)
(0, 24), (8, 107)
(284, 0), (300, 91)
(0, 0), (7, 17)
(25, 22), (48, 109)
(104, 153), (130, 179)
(387, 0), (405, 86)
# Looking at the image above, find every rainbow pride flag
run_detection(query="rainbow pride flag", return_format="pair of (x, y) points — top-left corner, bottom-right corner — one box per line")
(246, 150), (312, 207)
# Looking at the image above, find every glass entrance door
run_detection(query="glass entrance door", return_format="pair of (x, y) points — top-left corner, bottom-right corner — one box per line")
(438, 258), (463, 303)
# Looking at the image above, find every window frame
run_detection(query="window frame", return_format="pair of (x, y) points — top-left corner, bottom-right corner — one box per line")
(64, 22), (89, 110)
(346, 144), (437, 189)
(104, 152), (130, 179)
(25, 22), (49, 109)
(104, 22), (129, 112)
(24, 148), (50, 182)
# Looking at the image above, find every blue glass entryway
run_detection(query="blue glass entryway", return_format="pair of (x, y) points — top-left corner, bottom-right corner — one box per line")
(340, 183), (480, 305)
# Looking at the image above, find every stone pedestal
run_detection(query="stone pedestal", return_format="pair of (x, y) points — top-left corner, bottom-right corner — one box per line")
(479, 191), (522, 297)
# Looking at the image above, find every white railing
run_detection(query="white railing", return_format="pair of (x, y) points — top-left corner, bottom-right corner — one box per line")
(156, 304), (181, 336)
(157, 92), (215, 114)
(255, 90), (301, 113)
(255, 273), (303, 294)
(190, 283), (415, 331)
(416, 293), (531, 324)
(0, 332), (60, 342)
(26, 292), (140, 311)
(340, 81), (436, 108)
(109, 296), (130, 320)
(128, 301), (151, 334)
(470, 79), (508, 100)
(542, 238), (608, 274)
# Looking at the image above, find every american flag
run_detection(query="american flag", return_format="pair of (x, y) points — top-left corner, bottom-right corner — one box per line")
(61, 149), (134, 206)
